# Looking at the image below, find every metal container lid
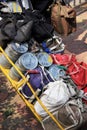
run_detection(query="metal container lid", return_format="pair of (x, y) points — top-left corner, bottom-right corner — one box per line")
(20, 52), (38, 70)
(11, 42), (28, 54)
(37, 52), (53, 67)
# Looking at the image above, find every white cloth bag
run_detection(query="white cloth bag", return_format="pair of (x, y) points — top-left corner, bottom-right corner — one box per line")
(34, 80), (71, 117)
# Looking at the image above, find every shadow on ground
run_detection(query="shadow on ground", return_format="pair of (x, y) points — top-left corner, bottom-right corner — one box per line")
(63, 18), (87, 54)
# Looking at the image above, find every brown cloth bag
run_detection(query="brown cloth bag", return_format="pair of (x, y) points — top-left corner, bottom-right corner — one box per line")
(51, 2), (76, 36)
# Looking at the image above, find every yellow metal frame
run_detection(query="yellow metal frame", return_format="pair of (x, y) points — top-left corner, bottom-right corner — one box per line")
(0, 46), (65, 130)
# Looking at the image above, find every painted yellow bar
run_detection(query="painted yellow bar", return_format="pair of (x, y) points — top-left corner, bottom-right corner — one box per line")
(0, 46), (65, 130)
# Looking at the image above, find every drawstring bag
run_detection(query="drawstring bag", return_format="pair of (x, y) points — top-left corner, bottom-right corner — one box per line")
(20, 66), (54, 101)
(34, 80), (72, 117)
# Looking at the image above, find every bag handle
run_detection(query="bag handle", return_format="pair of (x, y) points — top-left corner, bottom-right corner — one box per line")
(68, 62), (79, 75)
(40, 66), (55, 85)
(65, 100), (83, 129)
(69, 62), (87, 76)
(42, 35), (63, 53)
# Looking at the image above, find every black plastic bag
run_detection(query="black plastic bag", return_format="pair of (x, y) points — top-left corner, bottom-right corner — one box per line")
(0, 17), (17, 49)
(14, 20), (33, 43)
(18, 0), (54, 43)
(25, 10), (54, 43)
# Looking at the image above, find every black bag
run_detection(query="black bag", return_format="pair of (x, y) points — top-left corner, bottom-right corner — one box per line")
(0, 18), (16, 39)
(31, 0), (54, 22)
(21, 10), (54, 43)
(31, 0), (53, 13)
(0, 16), (17, 49)
(31, 10), (54, 43)
(18, 0), (54, 43)
(14, 20), (33, 43)
(0, 10), (33, 48)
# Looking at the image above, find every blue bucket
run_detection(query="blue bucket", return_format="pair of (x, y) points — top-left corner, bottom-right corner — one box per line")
(0, 42), (28, 68)
(9, 52), (38, 81)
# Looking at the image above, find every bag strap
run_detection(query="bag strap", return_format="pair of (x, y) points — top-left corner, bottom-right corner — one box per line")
(42, 35), (63, 53)
(78, 90), (87, 101)
(40, 66), (55, 84)
(40, 21), (53, 39)
(65, 100), (83, 129)
(68, 61), (86, 76)
(69, 62), (79, 75)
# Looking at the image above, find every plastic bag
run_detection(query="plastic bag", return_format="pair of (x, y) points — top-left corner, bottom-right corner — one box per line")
(34, 80), (71, 117)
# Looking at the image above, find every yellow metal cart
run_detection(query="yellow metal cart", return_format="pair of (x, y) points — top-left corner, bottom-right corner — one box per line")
(0, 46), (65, 130)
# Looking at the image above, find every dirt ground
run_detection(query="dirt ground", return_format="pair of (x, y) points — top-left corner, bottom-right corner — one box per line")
(0, 3), (87, 130)
(0, 71), (43, 130)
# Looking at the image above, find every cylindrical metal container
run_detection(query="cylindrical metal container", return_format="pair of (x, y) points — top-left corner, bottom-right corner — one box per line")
(9, 52), (38, 81)
(0, 42), (28, 68)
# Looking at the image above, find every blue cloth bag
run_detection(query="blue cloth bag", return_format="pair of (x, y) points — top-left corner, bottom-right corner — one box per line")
(21, 66), (54, 98)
